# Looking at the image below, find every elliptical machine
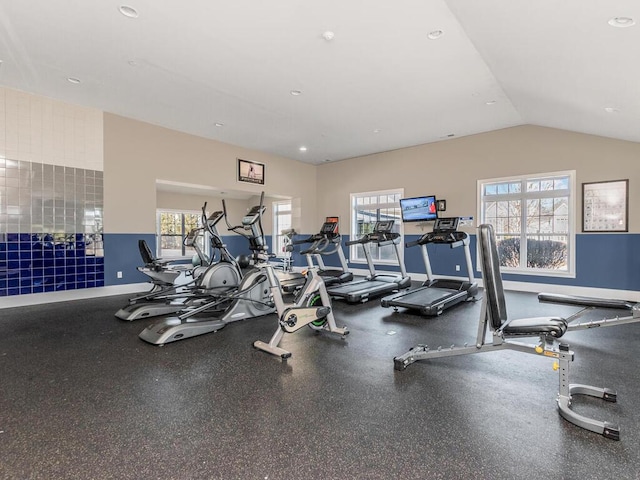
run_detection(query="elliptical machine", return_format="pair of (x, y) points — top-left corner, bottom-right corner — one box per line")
(115, 206), (238, 321)
(138, 198), (275, 345)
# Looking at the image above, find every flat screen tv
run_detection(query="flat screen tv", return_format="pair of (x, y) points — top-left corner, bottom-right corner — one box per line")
(400, 195), (438, 222)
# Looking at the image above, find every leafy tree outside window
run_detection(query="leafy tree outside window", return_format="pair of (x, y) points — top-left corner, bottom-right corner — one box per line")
(157, 211), (203, 258)
(479, 171), (575, 276)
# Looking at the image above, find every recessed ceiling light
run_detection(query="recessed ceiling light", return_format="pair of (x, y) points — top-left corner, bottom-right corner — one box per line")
(373, 129), (381, 133)
(608, 17), (635, 28)
(427, 30), (444, 40)
(299, 146), (307, 152)
(128, 60), (138, 67)
(67, 77), (81, 84)
(322, 31), (335, 41)
(604, 107), (620, 113)
(485, 100), (497, 105)
(119, 5), (139, 18)
(214, 122), (224, 127)
(290, 90), (302, 96)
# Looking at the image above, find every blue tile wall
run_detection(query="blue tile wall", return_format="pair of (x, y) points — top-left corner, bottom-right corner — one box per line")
(0, 233), (104, 296)
(0, 158), (104, 296)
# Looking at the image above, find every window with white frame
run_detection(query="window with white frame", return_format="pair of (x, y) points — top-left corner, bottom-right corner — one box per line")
(272, 200), (292, 258)
(156, 210), (203, 258)
(478, 171), (575, 276)
(350, 189), (403, 265)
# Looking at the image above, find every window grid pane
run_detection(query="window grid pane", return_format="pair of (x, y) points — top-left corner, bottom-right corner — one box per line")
(351, 191), (402, 263)
(481, 173), (573, 274)
(158, 211), (202, 258)
(273, 201), (292, 258)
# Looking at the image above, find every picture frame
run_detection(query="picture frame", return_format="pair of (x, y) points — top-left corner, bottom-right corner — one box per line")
(582, 179), (628, 232)
(238, 158), (265, 185)
(436, 199), (447, 212)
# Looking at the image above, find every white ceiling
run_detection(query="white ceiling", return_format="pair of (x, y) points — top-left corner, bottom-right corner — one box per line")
(0, 0), (637, 165)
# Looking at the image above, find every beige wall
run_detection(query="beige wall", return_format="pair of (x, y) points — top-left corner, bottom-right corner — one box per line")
(105, 115), (637, 237)
(156, 191), (214, 212)
(104, 113), (317, 234)
(317, 125), (639, 234)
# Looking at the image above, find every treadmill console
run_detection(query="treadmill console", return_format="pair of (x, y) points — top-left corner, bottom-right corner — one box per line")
(425, 217), (467, 244)
(433, 217), (459, 233)
(321, 221), (339, 237)
(374, 220), (394, 233)
(371, 220), (399, 243)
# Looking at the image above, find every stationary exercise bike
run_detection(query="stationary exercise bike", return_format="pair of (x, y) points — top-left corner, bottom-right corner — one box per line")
(249, 195), (349, 359)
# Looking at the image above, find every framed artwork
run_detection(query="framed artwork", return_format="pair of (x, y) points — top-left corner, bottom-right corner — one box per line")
(238, 159), (265, 185)
(582, 179), (628, 232)
(436, 199), (447, 212)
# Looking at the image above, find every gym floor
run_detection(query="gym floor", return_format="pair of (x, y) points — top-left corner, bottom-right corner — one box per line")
(2, 288), (639, 479)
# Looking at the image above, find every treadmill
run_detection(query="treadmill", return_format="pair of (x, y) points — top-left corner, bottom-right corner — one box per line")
(298, 220), (353, 285)
(381, 217), (478, 316)
(327, 220), (411, 303)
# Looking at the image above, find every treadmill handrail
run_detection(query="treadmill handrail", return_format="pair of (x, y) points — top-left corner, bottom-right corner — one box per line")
(345, 235), (370, 246)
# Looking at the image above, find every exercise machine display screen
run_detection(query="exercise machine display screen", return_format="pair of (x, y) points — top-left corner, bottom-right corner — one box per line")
(433, 217), (459, 233)
(400, 195), (437, 222)
(321, 221), (338, 234)
(374, 220), (394, 233)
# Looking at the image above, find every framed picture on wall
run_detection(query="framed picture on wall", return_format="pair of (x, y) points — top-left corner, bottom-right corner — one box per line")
(582, 179), (628, 232)
(238, 158), (265, 185)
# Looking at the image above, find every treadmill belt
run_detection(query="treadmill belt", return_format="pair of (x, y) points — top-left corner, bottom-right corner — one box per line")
(395, 287), (459, 304)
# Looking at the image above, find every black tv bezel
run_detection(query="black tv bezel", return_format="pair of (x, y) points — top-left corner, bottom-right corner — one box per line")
(399, 195), (438, 223)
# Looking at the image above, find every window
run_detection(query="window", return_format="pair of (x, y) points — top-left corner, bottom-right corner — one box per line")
(272, 200), (292, 258)
(478, 171), (575, 276)
(350, 189), (403, 265)
(157, 210), (203, 258)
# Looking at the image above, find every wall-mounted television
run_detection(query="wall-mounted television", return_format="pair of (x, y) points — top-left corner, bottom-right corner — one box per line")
(399, 195), (438, 223)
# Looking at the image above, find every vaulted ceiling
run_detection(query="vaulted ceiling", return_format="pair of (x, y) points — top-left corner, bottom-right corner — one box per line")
(0, 0), (637, 164)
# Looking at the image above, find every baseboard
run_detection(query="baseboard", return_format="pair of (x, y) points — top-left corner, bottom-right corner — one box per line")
(0, 283), (149, 309)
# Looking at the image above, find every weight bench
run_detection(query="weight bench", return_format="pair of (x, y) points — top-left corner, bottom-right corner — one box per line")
(538, 292), (640, 331)
(394, 223), (620, 440)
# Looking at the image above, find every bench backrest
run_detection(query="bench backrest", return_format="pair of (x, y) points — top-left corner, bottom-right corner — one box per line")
(478, 224), (508, 329)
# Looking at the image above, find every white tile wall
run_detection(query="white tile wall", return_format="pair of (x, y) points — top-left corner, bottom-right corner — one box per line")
(0, 86), (103, 170)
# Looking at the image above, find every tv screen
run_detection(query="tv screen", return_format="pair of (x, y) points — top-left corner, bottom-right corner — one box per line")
(400, 195), (438, 222)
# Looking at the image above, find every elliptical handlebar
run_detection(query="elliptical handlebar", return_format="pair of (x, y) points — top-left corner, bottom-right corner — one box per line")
(224, 191), (269, 261)
(201, 201), (208, 228)
(222, 198), (233, 231)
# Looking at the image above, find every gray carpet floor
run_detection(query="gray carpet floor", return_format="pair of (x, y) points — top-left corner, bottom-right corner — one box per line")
(1, 288), (638, 479)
